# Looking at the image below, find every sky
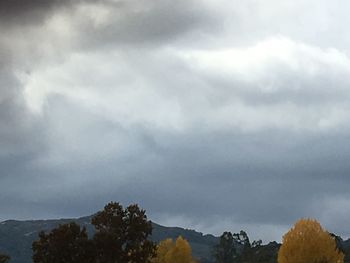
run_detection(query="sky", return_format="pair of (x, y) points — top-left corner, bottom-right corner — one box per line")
(2, 0), (350, 242)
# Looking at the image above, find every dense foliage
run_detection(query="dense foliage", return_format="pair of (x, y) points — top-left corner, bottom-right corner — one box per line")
(1, 206), (349, 263)
(212, 230), (276, 263)
(152, 236), (196, 263)
(32, 202), (156, 263)
(92, 202), (156, 263)
(213, 232), (237, 263)
(32, 222), (93, 263)
(278, 219), (344, 263)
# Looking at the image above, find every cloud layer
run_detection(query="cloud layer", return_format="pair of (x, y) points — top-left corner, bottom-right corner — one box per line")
(2, 0), (350, 242)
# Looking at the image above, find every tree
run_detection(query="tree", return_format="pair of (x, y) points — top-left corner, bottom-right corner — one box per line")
(91, 202), (156, 263)
(213, 232), (238, 263)
(278, 218), (344, 263)
(32, 202), (156, 263)
(233, 230), (251, 262)
(214, 231), (277, 263)
(152, 239), (174, 263)
(239, 240), (280, 263)
(152, 236), (196, 263)
(0, 254), (10, 263)
(32, 222), (94, 263)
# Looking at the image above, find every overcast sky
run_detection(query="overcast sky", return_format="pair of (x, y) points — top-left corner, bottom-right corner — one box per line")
(2, 0), (350, 242)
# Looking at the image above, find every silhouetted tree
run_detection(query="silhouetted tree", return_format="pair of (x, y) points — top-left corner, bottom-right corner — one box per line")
(233, 230), (251, 262)
(214, 230), (277, 263)
(32, 222), (95, 263)
(91, 202), (156, 263)
(240, 240), (280, 263)
(0, 254), (10, 263)
(330, 233), (346, 254)
(32, 202), (156, 263)
(213, 232), (238, 263)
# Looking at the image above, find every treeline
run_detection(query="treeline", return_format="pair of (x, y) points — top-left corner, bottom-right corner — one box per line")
(0, 202), (197, 263)
(0, 202), (349, 263)
(213, 219), (348, 263)
(212, 231), (279, 263)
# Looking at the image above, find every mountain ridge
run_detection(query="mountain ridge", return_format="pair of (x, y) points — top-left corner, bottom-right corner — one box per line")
(0, 215), (218, 263)
(3, 216), (349, 263)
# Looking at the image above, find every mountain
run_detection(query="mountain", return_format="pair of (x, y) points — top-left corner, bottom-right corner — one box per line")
(6, 216), (340, 263)
(0, 216), (219, 263)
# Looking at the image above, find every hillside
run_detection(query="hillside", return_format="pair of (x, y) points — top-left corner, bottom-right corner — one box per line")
(3, 216), (347, 263)
(0, 216), (218, 263)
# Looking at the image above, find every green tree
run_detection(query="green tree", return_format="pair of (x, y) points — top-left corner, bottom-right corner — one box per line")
(32, 202), (156, 263)
(213, 230), (267, 263)
(233, 230), (251, 262)
(213, 232), (238, 263)
(91, 202), (156, 263)
(32, 222), (94, 263)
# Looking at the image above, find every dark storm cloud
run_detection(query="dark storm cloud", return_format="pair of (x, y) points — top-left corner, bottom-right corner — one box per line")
(2, 0), (350, 243)
(0, 42), (46, 168)
(4, 103), (350, 238)
(83, 0), (216, 47)
(1, 88), (350, 240)
(0, 0), (94, 25)
(0, 0), (218, 48)
(0, 0), (217, 176)
(0, 0), (59, 163)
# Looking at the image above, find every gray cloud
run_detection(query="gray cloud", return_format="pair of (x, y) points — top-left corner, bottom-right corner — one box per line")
(0, 0), (97, 26)
(0, 43), (46, 171)
(1, 0), (350, 243)
(85, 0), (216, 47)
(0, 0), (67, 26)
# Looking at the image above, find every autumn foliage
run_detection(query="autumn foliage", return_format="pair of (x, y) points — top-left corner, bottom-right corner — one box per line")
(152, 236), (196, 263)
(278, 218), (344, 263)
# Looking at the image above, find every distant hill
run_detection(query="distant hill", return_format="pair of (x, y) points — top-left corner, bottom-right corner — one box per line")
(0, 216), (219, 263)
(5, 216), (348, 263)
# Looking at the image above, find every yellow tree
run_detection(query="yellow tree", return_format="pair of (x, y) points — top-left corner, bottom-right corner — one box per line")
(278, 218), (344, 263)
(153, 239), (173, 263)
(152, 236), (196, 263)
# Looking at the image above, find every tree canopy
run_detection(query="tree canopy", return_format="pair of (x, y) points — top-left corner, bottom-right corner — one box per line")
(213, 231), (237, 263)
(152, 236), (196, 263)
(278, 218), (344, 263)
(32, 202), (156, 263)
(32, 222), (94, 263)
(213, 230), (266, 263)
(92, 202), (156, 263)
